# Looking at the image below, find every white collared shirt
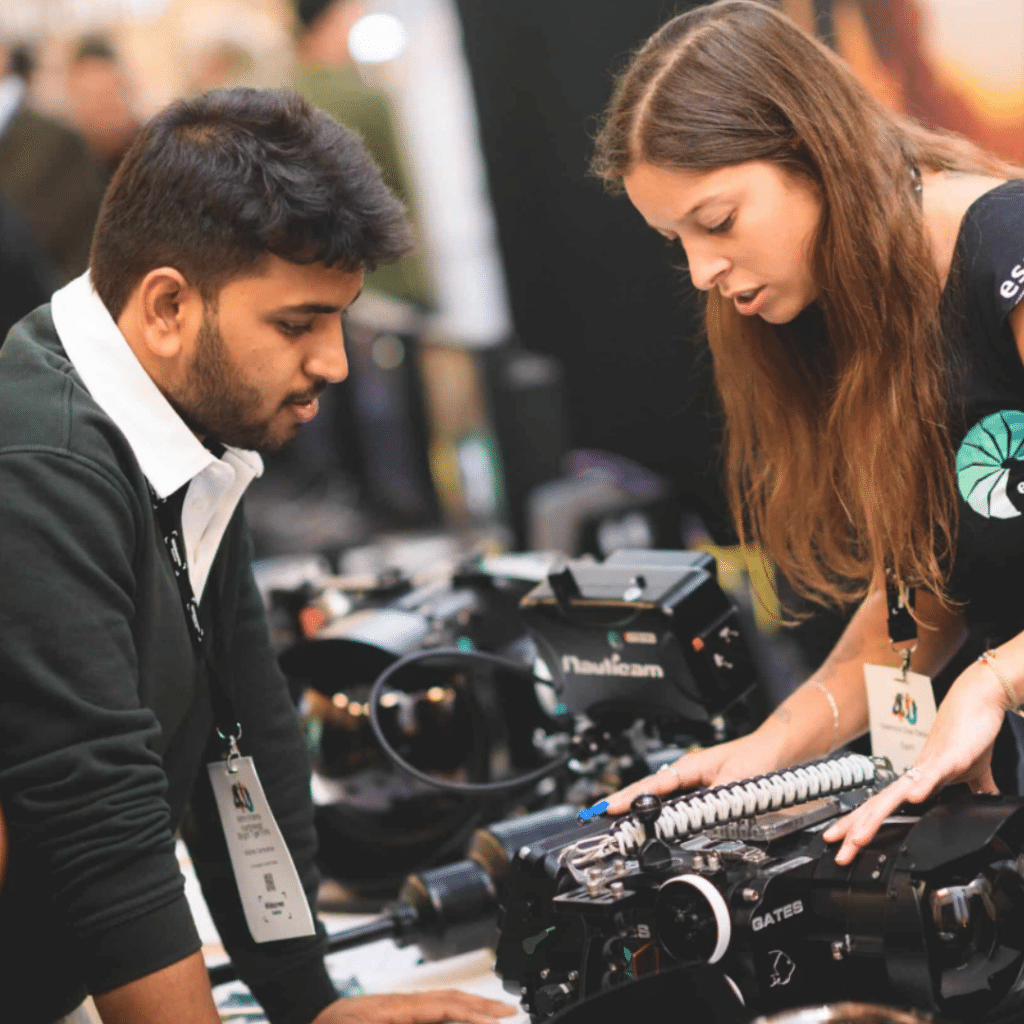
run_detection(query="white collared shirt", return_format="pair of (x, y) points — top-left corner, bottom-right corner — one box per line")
(0, 74), (25, 139)
(50, 272), (263, 601)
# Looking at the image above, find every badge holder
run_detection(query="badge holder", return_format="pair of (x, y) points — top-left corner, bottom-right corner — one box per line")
(863, 572), (936, 775)
(151, 486), (316, 943)
(205, 727), (316, 943)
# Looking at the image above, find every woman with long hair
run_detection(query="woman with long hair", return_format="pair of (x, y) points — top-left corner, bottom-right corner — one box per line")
(597, 0), (1024, 863)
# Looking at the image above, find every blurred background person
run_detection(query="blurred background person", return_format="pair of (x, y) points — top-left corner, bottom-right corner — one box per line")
(0, 193), (57, 346)
(64, 35), (141, 184)
(0, 42), (55, 341)
(294, 0), (433, 309)
(189, 37), (262, 94)
(0, 40), (104, 283)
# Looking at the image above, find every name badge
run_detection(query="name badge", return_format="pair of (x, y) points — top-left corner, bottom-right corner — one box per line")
(863, 663), (937, 775)
(207, 756), (316, 943)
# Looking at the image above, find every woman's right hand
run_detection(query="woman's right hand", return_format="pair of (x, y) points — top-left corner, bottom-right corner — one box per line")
(602, 724), (790, 816)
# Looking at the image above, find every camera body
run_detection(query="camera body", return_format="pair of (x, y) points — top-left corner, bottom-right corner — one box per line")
(521, 550), (760, 735)
(494, 757), (1024, 1022)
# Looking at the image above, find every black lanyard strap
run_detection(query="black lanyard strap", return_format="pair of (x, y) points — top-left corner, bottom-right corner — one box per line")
(150, 484), (240, 747)
(884, 571), (917, 644)
(884, 569), (917, 678)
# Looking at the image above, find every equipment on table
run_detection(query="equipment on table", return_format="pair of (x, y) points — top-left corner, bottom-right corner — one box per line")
(278, 549), (764, 888)
(207, 803), (583, 987)
(493, 755), (1024, 1023)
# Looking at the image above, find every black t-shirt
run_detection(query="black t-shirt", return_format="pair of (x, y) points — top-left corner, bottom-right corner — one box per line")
(945, 179), (1024, 640)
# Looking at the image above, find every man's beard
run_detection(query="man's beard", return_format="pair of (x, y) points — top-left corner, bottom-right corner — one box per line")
(165, 307), (283, 452)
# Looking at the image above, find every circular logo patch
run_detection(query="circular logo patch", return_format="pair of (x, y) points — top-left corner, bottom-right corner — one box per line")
(957, 410), (1024, 519)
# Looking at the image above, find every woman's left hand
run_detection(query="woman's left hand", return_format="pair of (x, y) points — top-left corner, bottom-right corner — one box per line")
(822, 659), (1009, 864)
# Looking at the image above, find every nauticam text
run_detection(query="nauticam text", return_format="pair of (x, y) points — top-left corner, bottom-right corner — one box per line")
(561, 652), (665, 679)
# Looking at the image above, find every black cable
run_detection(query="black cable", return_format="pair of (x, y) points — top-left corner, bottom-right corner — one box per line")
(367, 647), (570, 795)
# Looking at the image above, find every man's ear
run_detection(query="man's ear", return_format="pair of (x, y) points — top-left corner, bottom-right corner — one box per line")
(132, 268), (203, 360)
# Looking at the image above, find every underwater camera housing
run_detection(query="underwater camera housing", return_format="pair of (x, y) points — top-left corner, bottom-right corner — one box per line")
(520, 550), (760, 736)
(494, 756), (1024, 1023)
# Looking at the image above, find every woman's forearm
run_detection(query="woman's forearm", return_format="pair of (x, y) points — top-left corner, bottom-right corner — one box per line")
(755, 586), (968, 769)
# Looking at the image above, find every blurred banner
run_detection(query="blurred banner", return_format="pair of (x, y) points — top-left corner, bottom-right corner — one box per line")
(784, 0), (1024, 163)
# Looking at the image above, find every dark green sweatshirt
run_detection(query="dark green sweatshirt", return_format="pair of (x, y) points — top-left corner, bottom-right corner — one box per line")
(0, 307), (337, 1024)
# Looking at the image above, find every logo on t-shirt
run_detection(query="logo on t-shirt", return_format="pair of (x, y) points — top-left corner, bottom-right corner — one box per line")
(1000, 263), (1024, 301)
(957, 410), (1024, 518)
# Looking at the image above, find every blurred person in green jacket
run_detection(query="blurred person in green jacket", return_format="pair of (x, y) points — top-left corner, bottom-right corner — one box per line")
(294, 0), (434, 309)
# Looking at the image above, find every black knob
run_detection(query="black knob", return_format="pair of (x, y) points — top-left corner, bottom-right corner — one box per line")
(631, 793), (663, 828)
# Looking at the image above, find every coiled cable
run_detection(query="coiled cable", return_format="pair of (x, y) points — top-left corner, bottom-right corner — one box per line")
(367, 646), (571, 794)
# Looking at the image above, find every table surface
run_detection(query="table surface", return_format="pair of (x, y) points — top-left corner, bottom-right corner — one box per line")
(178, 843), (529, 1024)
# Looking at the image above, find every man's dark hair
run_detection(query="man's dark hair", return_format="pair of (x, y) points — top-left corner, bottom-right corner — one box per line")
(90, 87), (413, 319)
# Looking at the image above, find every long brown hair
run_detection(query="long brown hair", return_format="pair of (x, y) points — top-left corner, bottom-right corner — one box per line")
(592, 0), (1021, 610)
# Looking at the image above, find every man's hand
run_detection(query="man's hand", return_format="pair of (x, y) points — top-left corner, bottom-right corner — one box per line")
(311, 991), (517, 1024)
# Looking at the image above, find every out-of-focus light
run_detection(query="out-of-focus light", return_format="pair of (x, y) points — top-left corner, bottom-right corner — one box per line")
(122, 0), (171, 18)
(348, 13), (408, 65)
(371, 333), (405, 370)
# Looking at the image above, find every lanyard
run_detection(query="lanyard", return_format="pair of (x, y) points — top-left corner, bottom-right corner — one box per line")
(149, 484), (242, 765)
(884, 569), (917, 681)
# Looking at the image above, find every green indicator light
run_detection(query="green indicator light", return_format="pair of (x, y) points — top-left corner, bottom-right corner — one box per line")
(456, 636), (476, 651)
(607, 631), (623, 649)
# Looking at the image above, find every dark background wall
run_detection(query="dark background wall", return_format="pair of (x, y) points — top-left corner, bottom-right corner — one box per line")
(453, 0), (733, 541)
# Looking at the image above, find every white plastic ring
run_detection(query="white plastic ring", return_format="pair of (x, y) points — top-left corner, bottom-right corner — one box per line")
(723, 974), (746, 1007)
(659, 873), (732, 964)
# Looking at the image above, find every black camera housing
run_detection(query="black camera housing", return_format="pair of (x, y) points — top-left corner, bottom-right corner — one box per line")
(520, 550), (757, 729)
(494, 785), (1024, 1023)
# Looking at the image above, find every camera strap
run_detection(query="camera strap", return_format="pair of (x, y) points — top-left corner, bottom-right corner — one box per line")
(149, 483), (240, 756)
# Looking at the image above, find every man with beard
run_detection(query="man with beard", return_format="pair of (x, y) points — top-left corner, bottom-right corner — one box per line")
(0, 87), (513, 1024)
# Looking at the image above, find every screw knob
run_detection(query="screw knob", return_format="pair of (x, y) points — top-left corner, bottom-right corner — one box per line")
(630, 792), (663, 828)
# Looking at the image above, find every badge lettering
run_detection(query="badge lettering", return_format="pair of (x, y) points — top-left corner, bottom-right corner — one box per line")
(232, 781), (255, 813)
